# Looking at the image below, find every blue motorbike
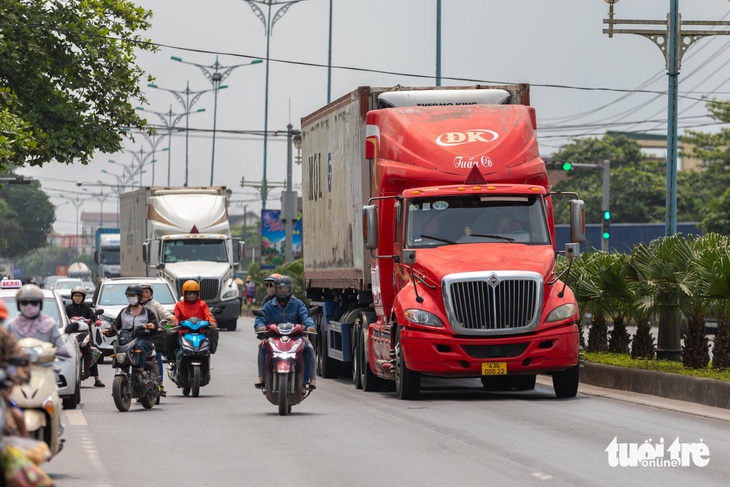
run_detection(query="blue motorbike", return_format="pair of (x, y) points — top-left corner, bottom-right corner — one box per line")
(168, 318), (211, 397)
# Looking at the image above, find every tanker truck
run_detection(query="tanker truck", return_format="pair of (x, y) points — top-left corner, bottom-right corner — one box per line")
(301, 85), (585, 400)
(120, 187), (243, 331)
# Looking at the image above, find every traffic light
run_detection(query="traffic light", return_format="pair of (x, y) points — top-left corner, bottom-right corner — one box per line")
(561, 162), (573, 171)
(602, 210), (611, 239)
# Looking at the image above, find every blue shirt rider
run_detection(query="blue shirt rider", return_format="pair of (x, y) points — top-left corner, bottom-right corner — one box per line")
(253, 275), (316, 390)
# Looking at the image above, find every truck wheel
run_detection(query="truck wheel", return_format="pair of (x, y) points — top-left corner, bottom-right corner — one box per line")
(352, 324), (362, 389)
(552, 365), (579, 398)
(394, 328), (420, 400)
(224, 320), (237, 331)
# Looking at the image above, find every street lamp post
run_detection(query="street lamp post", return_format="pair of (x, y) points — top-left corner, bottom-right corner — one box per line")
(242, 0), (303, 209)
(136, 105), (203, 186)
(148, 82), (222, 187)
(171, 56), (262, 186)
(124, 146), (156, 186)
(62, 193), (88, 261)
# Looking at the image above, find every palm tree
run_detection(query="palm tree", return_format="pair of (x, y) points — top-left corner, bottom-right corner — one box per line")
(624, 236), (696, 362)
(703, 235), (730, 369)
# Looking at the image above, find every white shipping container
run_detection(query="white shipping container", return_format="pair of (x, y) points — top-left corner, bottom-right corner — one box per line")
(301, 89), (374, 291)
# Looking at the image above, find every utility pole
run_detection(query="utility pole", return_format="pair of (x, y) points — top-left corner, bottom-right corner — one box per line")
(602, 0), (730, 236)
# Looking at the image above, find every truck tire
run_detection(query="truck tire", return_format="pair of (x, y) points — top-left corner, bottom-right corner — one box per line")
(552, 365), (579, 398)
(394, 327), (420, 400)
(224, 320), (237, 331)
(352, 323), (362, 389)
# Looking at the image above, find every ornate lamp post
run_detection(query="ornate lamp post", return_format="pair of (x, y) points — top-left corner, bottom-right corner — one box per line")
(241, 0), (303, 208)
(148, 81), (222, 186)
(136, 105), (204, 186)
(171, 56), (262, 185)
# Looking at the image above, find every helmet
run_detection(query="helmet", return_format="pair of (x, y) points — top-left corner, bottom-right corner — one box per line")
(140, 281), (153, 293)
(25, 277), (38, 285)
(71, 286), (87, 297)
(273, 275), (294, 301)
(264, 273), (281, 282)
(182, 280), (200, 293)
(125, 284), (143, 297)
(0, 300), (8, 320)
(15, 284), (44, 311)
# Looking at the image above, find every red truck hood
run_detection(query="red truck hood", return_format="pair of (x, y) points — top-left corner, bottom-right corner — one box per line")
(414, 244), (555, 282)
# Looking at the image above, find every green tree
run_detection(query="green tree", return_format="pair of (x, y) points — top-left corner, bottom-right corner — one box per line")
(551, 135), (667, 225)
(0, 0), (155, 169)
(0, 174), (55, 258)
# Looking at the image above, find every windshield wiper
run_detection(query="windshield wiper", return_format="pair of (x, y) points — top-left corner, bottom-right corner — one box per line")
(420, 234), (458, 245)
(468, 233), (515, 242)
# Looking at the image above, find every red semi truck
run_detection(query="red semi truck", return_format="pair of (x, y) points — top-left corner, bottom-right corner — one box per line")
(301, 85), (585, 400)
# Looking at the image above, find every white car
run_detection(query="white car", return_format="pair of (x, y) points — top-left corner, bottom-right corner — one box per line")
(53, 277), (90, 306)
(91, 277), (178, 357)
(0, 279), (82, 409)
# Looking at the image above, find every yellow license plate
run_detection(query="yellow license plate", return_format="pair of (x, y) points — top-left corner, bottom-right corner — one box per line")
(481, 362), (507, 376)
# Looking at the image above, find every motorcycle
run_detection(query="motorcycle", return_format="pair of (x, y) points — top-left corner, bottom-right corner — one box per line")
(10, 338), (67, 458)
(256, 314), (314, 416)
(168, 317), (211, 397)
(109, 325), (161, 412)
(69, 310), (103, 381)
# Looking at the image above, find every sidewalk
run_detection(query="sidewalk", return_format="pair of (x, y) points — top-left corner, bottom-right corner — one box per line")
(579, 361), (730, 410)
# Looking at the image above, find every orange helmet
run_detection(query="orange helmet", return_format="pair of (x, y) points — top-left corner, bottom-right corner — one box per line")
(182, 280), (200, 293)
(264, 273), (281, 282)
(0, 300), (8, 320)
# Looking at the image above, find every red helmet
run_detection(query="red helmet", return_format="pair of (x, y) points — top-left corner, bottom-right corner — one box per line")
(0, 300), (8, 320)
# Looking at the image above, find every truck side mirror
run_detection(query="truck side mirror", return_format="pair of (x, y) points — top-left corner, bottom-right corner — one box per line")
(363, 205), (379, 249)
(569, 199), (586, 244)
(93, 250), (99, 265)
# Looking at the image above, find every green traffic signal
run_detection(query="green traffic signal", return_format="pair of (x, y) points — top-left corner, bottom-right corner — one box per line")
(562, 162), (572, 171)
(603, 210), (611, 220)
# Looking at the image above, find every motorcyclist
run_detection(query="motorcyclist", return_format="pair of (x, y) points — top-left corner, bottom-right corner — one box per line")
(139, 281), (175, 395)
(253, 275), (316, 390)
(0, 300), (29, 437)
(64, 286), (105, 387)
(7, 284), (68, 356)
(260, 273), (281, 306)
(172, 280), (219, 356)
(102, 285), (158, 370)
(244, 275), (256, 310)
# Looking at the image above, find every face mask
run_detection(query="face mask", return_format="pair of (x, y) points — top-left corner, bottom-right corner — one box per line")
(127, 296), (139, 306)
(19, 302), (41, 318)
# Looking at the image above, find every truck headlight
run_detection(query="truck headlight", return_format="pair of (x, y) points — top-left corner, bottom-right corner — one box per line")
(404, 309), (443, 327)
(222, 288), (238, 300)
(546, 304), (577, 323)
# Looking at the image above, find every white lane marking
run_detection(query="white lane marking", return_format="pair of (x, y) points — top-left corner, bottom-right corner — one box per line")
(531, 472), (554, 480)
(64, 409), (87, 426)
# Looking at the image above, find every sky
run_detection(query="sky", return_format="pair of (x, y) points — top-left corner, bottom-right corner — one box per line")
(18, 0), (730, 234)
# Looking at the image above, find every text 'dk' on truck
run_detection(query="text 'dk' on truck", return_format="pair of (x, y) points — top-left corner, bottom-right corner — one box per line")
(119, 187), (245, 331)
(301, 85), (586, 400)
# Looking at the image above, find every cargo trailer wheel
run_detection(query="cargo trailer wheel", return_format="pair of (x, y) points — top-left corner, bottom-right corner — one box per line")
(552, 365), (579, 398)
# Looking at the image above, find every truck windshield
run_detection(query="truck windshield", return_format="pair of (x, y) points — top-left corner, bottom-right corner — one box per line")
(162, 239), (228, 263)
(99, 249), (120, 265)
(405, 195), (550, 248)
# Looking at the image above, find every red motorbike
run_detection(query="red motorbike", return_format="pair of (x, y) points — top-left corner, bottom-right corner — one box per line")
(258, 320), (313, 416)
(69, 312), (103, 380)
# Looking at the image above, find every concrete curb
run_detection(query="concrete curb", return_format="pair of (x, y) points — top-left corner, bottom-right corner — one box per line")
(580, 362), (730, 410)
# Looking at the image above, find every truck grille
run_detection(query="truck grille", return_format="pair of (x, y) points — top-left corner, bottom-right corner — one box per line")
(443, 272), (542, 335)
(176, 278), (220, 302)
